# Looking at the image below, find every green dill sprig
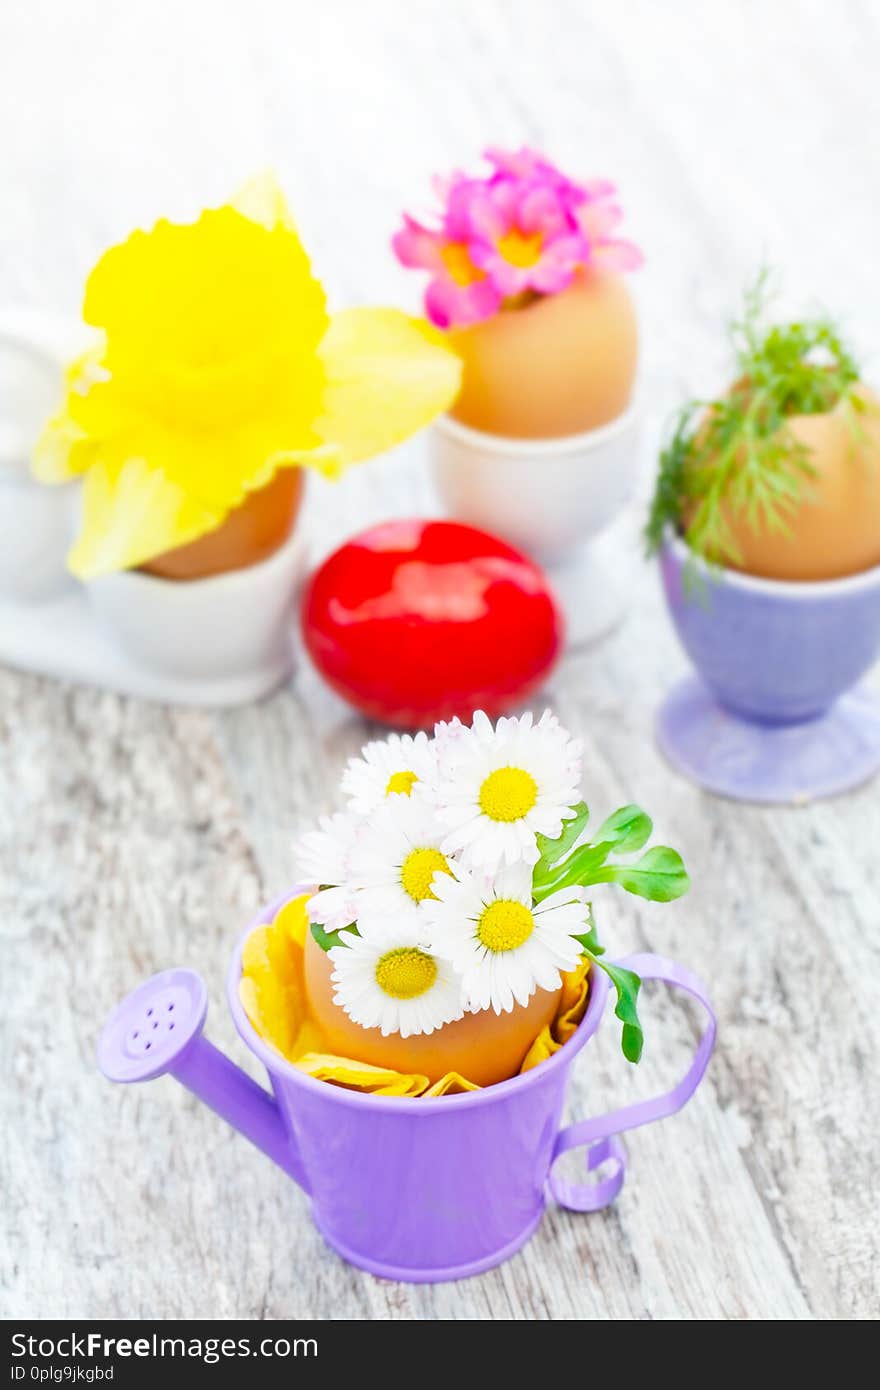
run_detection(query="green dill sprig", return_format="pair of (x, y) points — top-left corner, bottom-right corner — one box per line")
(645, 274), (862, 566)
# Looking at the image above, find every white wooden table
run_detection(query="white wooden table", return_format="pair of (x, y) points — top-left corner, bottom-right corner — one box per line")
(2, 0), (879, 1320)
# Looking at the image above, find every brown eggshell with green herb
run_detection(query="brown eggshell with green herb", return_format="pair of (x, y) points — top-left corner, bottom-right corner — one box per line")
(303, 929), (562, 1087)
(690, 388), (880, 582)
(448, 270), (637, 439)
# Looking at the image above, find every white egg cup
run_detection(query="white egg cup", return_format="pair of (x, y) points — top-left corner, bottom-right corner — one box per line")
(0, 309), (84, 602)
(0, 310), (307, 706)
(430, 405), (641, 646)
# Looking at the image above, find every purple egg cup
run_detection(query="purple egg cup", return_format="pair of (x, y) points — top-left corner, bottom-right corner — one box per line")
(657, 531), (880, 804)
(98, 888), (715, 1284)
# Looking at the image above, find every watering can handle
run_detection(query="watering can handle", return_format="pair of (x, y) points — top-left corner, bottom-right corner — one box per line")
(548, 952), (716, 1212)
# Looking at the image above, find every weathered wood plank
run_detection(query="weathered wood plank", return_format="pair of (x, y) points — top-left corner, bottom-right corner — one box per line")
(2, 0), (880, 1320)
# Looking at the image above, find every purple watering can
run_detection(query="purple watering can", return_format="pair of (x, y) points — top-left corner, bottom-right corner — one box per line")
(657, 530), (880, 804)
(98, 890), (715, 1283)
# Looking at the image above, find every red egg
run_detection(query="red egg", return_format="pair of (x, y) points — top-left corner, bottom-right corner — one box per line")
(301, 519), (563, 729)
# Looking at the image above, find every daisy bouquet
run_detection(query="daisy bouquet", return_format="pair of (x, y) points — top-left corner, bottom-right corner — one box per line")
(294, 710), (689, 1077)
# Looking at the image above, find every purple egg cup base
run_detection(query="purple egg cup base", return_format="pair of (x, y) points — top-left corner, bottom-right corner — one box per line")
(658, 533), (880, 805)
(657, 675), (880, 805)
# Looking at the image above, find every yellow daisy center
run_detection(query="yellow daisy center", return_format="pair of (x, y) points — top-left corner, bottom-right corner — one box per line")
(497, 229), (544, 268)
(477, 900), (535, 953)
(385, 769), (418, 796)
(374, 947), (438, 1000)
(400, 847), (451, 903)
(478, 766), (538, 822)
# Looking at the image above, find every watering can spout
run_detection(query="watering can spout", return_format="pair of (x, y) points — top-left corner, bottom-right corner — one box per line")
(97, 968), (308, 1191)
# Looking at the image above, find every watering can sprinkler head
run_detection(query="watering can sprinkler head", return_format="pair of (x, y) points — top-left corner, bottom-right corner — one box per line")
(98, 967), (307, 1187)
(98, 969), (208, 1083)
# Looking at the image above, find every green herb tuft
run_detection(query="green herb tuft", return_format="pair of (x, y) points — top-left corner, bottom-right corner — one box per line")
(645, 272), (862, 567)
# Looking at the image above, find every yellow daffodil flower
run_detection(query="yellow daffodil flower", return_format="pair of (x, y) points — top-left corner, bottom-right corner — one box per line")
(34, 174), (461, 578)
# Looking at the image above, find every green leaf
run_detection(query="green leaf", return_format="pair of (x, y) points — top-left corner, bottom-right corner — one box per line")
(593, 803), (653, 854)
(590, 845), (691, 902)
(310, 921), (357, 952)
(532, 841), (614, 902)
(588, 954), (644, 1063)
(533, 801), (589, 886)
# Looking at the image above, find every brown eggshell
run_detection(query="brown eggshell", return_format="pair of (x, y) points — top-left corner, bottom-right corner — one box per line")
(303, 928), (562, 1087)
(141, 468), (304, 580)
(448, 269), (638, 439)
(705, 387), (880, 581)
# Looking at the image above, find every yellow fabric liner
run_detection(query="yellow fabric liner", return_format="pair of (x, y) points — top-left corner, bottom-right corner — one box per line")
(239, 894), (591, 1097)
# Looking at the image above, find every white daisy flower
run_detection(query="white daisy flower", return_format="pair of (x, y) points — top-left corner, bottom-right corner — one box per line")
(432, 716), (466, 755)
(293, 811), (362, 931)
(349, 794), (455, 924)
(341, 731), (437, 814)
(433, 709), (582, 871)
(329, 920), (464, 1037)
(424, 861), (587, 1015)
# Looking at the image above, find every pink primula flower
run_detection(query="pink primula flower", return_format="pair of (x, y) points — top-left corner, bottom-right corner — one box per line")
(392, 178), (503, 329)
(484, 146), (612, 208)
(577, 198), (645, 274)
(466, 178), (587, 298)
(392, 147), (642, 329)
